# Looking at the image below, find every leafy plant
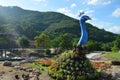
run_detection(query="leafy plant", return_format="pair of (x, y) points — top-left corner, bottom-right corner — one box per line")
(49, 50), (99, 80)
(45, 49), (51, 55)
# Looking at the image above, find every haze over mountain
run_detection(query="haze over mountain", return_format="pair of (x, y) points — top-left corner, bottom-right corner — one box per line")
(0, 6), (117, 43)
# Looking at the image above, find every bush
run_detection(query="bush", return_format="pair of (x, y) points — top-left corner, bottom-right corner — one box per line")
(45, 49), (51, 55)
(49, 50), (99, 80)
(56, 48), (63, 54)
(111, 46), (119, 52)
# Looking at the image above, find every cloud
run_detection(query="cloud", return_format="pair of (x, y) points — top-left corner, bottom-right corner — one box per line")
(90, 20), (120, 34)
(112, 8), (120, 17)
(71, 3), (77, 8)
(88, 18), (120, 34)
(90, 20), (113, 29)
(86, 10), (94, 16)
(0, 0), (17, 6)
(88, 0), (100, 5)
(103, 1), (111, 5)
(57, 7), (76, 18)
(87, 0), (111, 5)
(106, 26), (120, 33)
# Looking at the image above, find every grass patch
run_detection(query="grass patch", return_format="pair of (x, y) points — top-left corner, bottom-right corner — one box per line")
(21, 62), (49, 72)
(104, 52), (120, 60)
(21, 63), (40, 68)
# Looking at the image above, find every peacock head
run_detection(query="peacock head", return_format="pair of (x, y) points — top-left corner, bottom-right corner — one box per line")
(81, 15), (91, 22)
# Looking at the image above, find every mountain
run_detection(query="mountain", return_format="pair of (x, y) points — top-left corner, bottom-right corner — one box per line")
(0, 6), (117, 43)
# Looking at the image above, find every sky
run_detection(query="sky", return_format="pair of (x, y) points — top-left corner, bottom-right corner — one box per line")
(0, 0), (120, 34)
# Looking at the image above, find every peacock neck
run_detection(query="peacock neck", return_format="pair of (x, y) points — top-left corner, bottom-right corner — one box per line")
(80, 20), (86, 32)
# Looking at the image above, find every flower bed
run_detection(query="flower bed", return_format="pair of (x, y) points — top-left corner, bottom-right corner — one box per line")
(91, 61), (111, 70)
(36, 59), (52, 66)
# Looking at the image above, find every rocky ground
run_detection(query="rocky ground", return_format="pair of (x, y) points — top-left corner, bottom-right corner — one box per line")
(0, 54), (120, 80)
(0, 61), (51, 80)
(91, 53), (120, 80)
(0, 62), (28, 80)
(0, 63), (21, 80)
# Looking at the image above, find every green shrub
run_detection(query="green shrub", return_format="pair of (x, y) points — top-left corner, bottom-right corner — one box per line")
(45, 49), (51, 55)
(49, 50), (99, 80)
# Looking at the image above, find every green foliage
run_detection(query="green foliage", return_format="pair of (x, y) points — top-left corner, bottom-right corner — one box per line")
(0, 37), (11, 49)
(114, 35), (120, 47)
(0, 37), (10, 44)
(86, 40), (101, 52)
(51, 33), (73, 50)
(101, 43), (112, 51)
(34, 33), (51, 48)
(0, 37), (17, 49)
(0, 6), (118, 50)
(111, 46), (119, 52)
(17, 35), (29, 48)
(59, 33), (73, 50)
(73, 38), (79, 46)
(56, 48), (63, 54)
(0, 6), (117, 44)
(49, 50), (99, 80)
(51, 37), (60, 48)
(45, 49), (51, 55)
(104, 52), (120, 60)
(111, 35), (120, 52)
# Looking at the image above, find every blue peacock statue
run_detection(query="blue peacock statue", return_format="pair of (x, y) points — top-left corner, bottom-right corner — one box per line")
(77, 14), (91, 47)
(49, 12), (99, 80)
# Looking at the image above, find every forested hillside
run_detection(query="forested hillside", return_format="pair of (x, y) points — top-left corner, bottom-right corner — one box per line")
(0, 6), (117, 47)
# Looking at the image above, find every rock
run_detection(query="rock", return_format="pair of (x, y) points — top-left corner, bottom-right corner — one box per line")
(3, 61), (12, 66)
(111, 66), (120, 80)
(0, 71), (4, 76)
(33, 68), (40, 73)
(9, 70), (13, 72)
(22, 67), (27, 71)
(26, 67), (32, 70)
(112, 61), (120, 65)
(100, 71), (110, 78)
(13, 66), (21, 69)
(112, 72), (120, 80)
(15, 75), (20, 80)
(33, 68), (40, 76)
(26, 68), (33, 72)
(22, 74), (29, 80)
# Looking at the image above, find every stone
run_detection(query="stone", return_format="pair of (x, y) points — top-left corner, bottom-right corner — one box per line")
(33, 68), (40, 76)
(3, 61), (12, 66)
(112, 61), (120, 65)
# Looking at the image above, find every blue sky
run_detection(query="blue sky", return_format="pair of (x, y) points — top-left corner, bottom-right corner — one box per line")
(0, 0), (120, 34)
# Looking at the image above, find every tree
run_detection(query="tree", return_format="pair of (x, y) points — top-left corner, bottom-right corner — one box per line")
(51, 36), (61, 48)
(113, 35), (120, 48)
(111, 46), (119, 52)
(86, 40), (100, 52)
(34, 33), (50, 48)
(17, 35), (30, 48)
(101, 43), (112, 51)
(59, 33), (73, 50)
(111, 35), (120, 52)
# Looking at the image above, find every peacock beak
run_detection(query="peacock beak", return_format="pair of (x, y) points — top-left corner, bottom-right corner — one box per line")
(88, 17), (91, 20)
